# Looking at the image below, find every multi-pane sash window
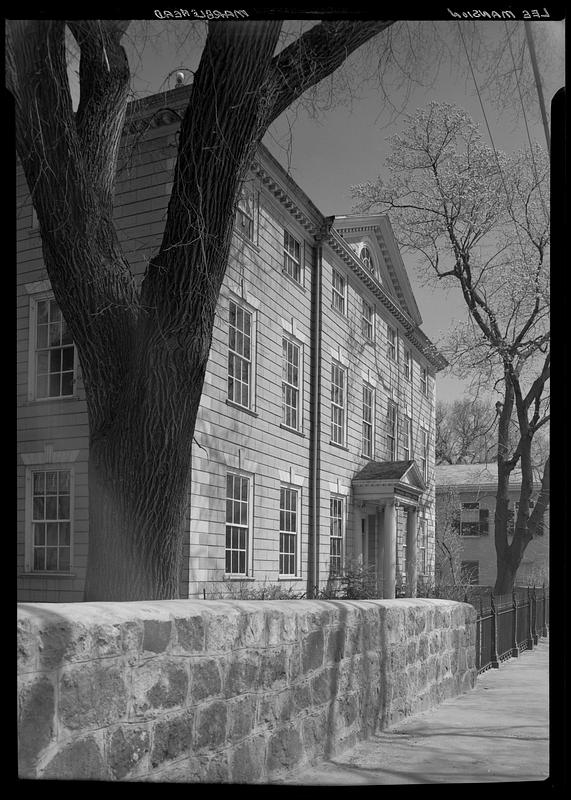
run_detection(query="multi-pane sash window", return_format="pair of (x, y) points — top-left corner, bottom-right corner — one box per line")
(456, 502), (489, 536)
(332, 269), (346, 314)
(387, 325), (397, 361)
(418, 518), (427, 575)
(403, 415), (412, 460)
(362, 383), (374, 458)
(228, 300), (252, 408)
(420, 428), (429, 482)
(236, 187), (255, 241)
(279, 487), (298, 576)
(404, 349), (412, 381)
(35, 298), (75, 399)
(330, 362), (346, 445)
(361, 298), (374, 340)
(283, 230), (302, 283)
(387, 402), (397, 460)
(31, 469), (71, 571)
(329, 496), (344, 576)
(282, 337), (300, 430)
(508, 500), (540, 535)
(225, 473), (249, 574)
(420, 365), (428, 396)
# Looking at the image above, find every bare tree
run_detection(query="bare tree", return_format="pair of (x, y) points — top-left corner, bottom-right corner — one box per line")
(352, 102), (549, 594)
(9, 19), (397, 600)
(436, 398), (497, 464)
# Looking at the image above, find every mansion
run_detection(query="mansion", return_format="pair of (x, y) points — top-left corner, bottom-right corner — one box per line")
(16, 85), (447, 602)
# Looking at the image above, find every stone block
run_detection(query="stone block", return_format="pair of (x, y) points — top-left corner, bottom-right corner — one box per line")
(301, 709), (329, 753)
(190, 657), (222, 702)
(59, 662), (128, 730)
(175, 616), (205, 652)
(17, 617), (37, 673)
(18, 676), (55, 777)
(142, 619), (173, 653)
(107, 724), (151, 779)
(195, 699), (228, 750)
(311, 666), (338, 706)
(326, 627), (345, 663)
(204, 608), (241, 652)
(267, 723), (303, 774)
(132, 658), (189, 717)
(38, 618), (90, 669)
(42, 735), (110, 781)
(257, 690), (293, 726)
(90, 623), (122, 658)
(302, 629), (324, 673)
(228, 694), (256, 743)
(291, 681), (312, 713)
(224, 651), (260, 697)
(231, 734), (267, 783)
(150, 709), (194, 768)
(121, 620), (144, 654)
(406, 639), (418, 664)
(260, 646), (288, 689)
(236, 609), (267, 648)
(417, 633), (429, 661)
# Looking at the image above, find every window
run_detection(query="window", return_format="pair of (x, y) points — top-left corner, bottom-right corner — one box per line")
(30, 469), (72, 572)
(329, 496), (344, 576)
(361, 246), (374, 274)
(404, 349), (412, 381)
(332, 269), (346, 315)
(508, 500), (538, 535)
(225, 473), (250, 575)
(387, 402), (398, 460)
(32, 297), (75, 399)
(236, 186), (255, 241)
(279, 487), (298, 576)
(387, 325), (397, 361)
(418, 518), (428, 575)
(228, 300), (253, 408)
(282, 337), (301, 430)
(330, 362), (346, 446)
(362, 383), (374, 458)
(420, 365), (428, 396)
(457, 502), (489, 536)
(361, 298), (374, 341)
(283, 230), (302, 283)
(420, 428), (429, 482)
(461, 560), (479, 585)
(403, 415), (412, 461)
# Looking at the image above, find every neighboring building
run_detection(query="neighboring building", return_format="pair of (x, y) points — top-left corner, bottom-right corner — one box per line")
(435, 463), (549, 588)
(17, 85), (447, 602)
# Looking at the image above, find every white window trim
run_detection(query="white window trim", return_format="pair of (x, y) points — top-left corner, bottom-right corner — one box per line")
(235, 184), (257, 244)
(420, 427), (429, 483)
(24, 462), (76, 574)
(387, 324), (398, 362)
(420, 365), (429, 396)
(27, 289), (79, 402)
(361, 297), (375, 341)
(224, 470), (255, 578)
(362, 382), (375, 459)
(227, 295), (258, 412)
(281, 333), (304, 432)
(417, 518), (428, 575)
(283, 228), (303, 285)
(404, 348), (412, 381)
(279, 483), (302, 578)
(387, 401), (398, 461)
(330, 360), (347, 447)
(331, 268), (347, 316)
(329, 494), (346, 577)
(403, 414), (412, 461)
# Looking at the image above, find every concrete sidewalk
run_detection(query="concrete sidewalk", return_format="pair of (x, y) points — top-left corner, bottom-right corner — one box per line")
(279, 638), (549, 784)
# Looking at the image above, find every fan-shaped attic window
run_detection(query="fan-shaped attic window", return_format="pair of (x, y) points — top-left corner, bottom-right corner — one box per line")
(361, 246), (375, 274)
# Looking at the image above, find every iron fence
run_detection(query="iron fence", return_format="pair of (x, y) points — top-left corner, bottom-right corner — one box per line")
(472, 584), (549, 673)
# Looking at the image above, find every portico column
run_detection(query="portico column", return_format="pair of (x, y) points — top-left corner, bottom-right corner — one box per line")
(406, 506), (418, 597)
(383, 500), (396, 599)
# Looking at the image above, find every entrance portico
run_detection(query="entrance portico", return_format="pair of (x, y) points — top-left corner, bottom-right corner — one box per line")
(352, 460), (426, 598)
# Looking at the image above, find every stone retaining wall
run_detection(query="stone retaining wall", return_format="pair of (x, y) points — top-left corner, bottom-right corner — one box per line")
(18, 598), (476, 782)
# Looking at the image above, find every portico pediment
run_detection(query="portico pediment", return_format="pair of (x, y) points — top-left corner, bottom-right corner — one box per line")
(352, 459), (426, 505)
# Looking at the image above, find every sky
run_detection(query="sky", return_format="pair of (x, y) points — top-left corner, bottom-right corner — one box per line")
(109, 17), (563, 404)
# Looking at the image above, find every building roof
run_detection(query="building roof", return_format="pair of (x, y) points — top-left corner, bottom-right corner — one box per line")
(435, 463), (543, 489)
(353, 460), (415, 482)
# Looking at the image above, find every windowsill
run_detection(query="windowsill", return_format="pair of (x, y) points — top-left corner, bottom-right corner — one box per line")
(361, 453), (375, 461)
(225, 399), (259, 418)
(278, 576), (304, 581)
(331, 306), (348, 320)
(281, 269), (306, 291)
(280, 424), (305, 438)
(23, 394), (82, 406)
(224, 575), (255, 581)
(363, 338), (375, 347)
(19, 572), (76, 579)
(329, 441), (349, 452)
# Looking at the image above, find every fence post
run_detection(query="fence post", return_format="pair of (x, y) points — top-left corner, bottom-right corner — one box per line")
(532, 585), (539, 645)
(526, 586), (534, 650)
(511, 589), (519, 657)
(477, 595), (483, 671)
(490, 594), (500, 668)
(542, 583), (548, 637)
